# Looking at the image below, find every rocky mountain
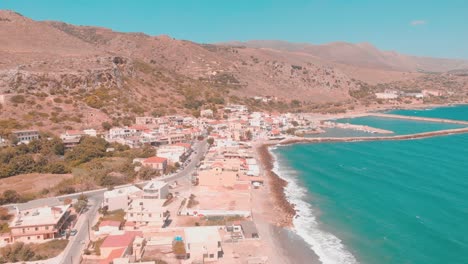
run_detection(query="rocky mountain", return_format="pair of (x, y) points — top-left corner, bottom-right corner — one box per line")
(0, 10), (467, 132)
(223, 40), (468, 73)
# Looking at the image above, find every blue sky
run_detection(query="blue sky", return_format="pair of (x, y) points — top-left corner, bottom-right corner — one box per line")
(1, 0), (467, 59)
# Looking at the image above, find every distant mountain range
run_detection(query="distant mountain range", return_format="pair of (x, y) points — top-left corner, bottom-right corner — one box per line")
(0, 10), (467, 131)
(222, 40), (468, 72)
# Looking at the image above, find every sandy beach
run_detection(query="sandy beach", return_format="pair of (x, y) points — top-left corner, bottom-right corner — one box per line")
(251, 142), (321, 264)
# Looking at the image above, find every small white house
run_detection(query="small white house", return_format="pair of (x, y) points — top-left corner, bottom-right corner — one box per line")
(103, 186), (143, 211)
(142, 180), (169, 200)
(184, 226), (223, 262)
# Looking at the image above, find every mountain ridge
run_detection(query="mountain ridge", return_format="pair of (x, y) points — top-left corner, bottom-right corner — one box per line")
(0, 10), (467, 133)
(220, 40), (468, 72)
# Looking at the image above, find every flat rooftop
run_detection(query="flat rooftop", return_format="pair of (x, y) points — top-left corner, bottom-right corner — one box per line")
(184, 226), (221, 244)
(11, 204), (70, 228)
(104, 185), (142, 198)
(143, 180), (167, 191)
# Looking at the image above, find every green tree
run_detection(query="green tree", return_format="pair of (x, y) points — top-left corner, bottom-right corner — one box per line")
(8, 155), (36, 175)
(286, 128), (296, 135)
(172, 241), (186, 258)
(1, 190), (22, 204)
(207, 137), (214, 145)
(245, 130), (253, 141)
(10, 95), (26, 104)
(101, 121), (112, 131)
(138, 166), (160, 180)
(65, 136), (108, 165)
(73, 194), (88, 213)
(44, 162), (69, 174)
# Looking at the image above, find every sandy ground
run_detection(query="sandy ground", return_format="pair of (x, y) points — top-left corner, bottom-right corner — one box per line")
(0, 173), (72, 194)
(190, 185), (251, 211)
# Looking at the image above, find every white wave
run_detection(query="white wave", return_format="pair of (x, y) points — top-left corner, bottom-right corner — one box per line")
(269, 147), (358, 264)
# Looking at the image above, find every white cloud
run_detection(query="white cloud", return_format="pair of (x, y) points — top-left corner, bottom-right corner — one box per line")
(410, 20), (427, 26)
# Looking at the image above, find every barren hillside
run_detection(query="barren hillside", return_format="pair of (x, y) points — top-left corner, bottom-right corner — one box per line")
(0, 10), (467, 133)
(225, 40), (468, 72)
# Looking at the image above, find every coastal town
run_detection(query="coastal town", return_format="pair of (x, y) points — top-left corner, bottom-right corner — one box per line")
(1, 2), (468, 264)
(0, 102), (332, 264)
(1, 100), (467, 264)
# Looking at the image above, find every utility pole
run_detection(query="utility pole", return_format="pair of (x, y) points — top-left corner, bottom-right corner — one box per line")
(87, 218), (91, 240)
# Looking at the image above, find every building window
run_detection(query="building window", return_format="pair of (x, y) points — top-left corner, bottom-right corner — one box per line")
(203, 254), (208, 258)
(37, 236), (40, 239)
(148, 214), (152, 217)
(27, 237), (30, 240)
(45, 226), (49, 230)
(130, 213), (134, 217)
(210, 254), (214, 258)
(22, 228), (25, 233)
(35, 227), (38, 231)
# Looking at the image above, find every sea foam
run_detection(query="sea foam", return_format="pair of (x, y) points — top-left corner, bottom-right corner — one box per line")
(270, 148), (358, 264)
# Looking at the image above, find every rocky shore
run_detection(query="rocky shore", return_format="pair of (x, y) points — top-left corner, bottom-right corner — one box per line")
(256, 143), (296, 227)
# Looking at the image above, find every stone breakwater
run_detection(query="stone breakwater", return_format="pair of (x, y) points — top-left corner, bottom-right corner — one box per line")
(256, 126), (468, 227)
(279, 127), (468, 145)
(369, 113), (468, 125)
(322, 122), (394, 134)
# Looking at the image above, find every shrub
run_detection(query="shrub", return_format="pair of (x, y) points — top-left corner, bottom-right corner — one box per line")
(101, 121), (112, 131)
(10, 95), (26, 104)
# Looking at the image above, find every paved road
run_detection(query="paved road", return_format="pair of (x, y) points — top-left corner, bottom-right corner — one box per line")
(162, 139), (208, 183)
(29, 139), (209, 206)
(60, 196), (102, 264)
(55, 139), (208, 263)
(1, 139), (209, 263)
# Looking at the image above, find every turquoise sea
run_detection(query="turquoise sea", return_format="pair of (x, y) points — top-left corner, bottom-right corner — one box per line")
(272, 105), (468, 264)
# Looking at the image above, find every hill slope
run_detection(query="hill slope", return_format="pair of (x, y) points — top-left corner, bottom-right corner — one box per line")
(224, 40), (468, 72)
(0, 10), (467, 132)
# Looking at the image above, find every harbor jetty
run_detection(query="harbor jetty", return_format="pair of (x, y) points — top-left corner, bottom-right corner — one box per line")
(369, 113), (468, 125)
(279, 127), (468, 145)
(321, 121), (394, 134)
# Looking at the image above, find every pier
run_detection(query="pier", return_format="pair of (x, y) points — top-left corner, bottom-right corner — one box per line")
(322, 122), (394, 134)
(368, 113), (468, 125)
(280, 127), (468, 145)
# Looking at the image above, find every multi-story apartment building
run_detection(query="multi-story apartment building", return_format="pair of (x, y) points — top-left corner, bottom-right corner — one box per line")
(8, 205), (70, 243)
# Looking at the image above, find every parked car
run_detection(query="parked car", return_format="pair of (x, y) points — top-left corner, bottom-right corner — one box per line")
(70, 229), (77, 236)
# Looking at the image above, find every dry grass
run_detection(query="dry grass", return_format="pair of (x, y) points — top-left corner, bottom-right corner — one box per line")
(0, 173), (73, 194)
(31, 239), (68, 258)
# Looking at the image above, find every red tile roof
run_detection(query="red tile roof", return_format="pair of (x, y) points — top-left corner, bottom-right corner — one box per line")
(101, 231), (141, 248)
(173, 143), (191, 149)
(124, 221), (136, 226)
(130, 125), (149, 130)
(99, 220), (121, 228)
(212, 162), (223, 168)
(99, 248), (126, 264)
(143, 156), (168, 164)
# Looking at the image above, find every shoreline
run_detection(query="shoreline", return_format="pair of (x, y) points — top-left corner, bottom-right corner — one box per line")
(255, 141), (360, 264)
(252, 103), (468, 263)
(252, 141), (321, 264)
(255, 142), (296, 227)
